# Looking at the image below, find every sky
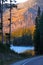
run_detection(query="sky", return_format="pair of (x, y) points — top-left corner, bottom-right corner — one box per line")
(16, 0), (28, 3)
(3, 0), (28, 4)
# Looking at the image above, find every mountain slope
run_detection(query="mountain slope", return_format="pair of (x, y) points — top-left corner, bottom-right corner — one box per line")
(1, 0), (43, 36)
(1, 7), (35, 36)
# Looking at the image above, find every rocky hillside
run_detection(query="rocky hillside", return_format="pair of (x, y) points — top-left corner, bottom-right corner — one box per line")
(0, 0), (43, 37)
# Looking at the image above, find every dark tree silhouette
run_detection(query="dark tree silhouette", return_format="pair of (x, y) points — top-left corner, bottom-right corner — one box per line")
(33, 6), (41, 55)
(37, 6), (41, 17)
(13, 33), (33, 46)
(34, 26), (40, 55)
(39, 12), (43, 54)
(34, 6), (43, 55)
(0, 3), (1, 13)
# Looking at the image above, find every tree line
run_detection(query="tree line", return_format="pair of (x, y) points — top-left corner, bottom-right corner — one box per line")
(13, 33), (33, 46)
(33, 6), (43, 55)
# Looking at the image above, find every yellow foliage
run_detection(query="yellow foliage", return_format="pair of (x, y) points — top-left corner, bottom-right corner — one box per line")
(12, 26), (35, 38)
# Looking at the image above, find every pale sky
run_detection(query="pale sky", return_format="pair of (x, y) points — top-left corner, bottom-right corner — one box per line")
(2, 0), (28, 4)
(3, 0), (27, 3)
(16, 0), (28, 3)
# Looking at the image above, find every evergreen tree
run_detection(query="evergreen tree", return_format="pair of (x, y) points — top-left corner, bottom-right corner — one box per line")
(34, 17), (40, 55)
(33, 6), (41, 55)
(34, 5), (43, 55)
(39, 12), (43, 54)
(37, 6), (41, 17)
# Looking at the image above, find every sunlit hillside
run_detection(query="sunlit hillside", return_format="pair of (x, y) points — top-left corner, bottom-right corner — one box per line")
(2, 7), (35, 36)
(0, 0), (37, 37)
(0, 9), (35, 38)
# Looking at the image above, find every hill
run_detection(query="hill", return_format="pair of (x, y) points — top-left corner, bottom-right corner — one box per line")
(0, 0), (43, 37)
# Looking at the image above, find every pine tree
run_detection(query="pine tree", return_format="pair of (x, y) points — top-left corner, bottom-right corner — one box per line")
(39, 12), (43, 54)
(33, 6), (41, 55)
(37, 6), (41, 17)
